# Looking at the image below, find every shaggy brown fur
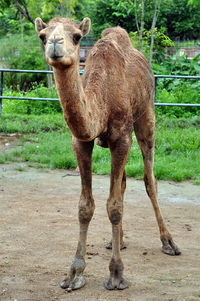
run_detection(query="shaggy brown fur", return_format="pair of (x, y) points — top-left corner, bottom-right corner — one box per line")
(35, 17), (181, 291)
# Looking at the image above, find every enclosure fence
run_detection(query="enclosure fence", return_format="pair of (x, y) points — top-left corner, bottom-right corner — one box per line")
(0, 68), (200, 116)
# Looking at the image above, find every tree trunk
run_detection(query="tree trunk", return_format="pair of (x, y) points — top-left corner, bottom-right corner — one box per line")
(41, 43), (53, 90)
(149, 0), (162, 65)
(66, 0), (70, 18)
(60, 1), (66, 17)
(14, 0), (53, 89)
(134, 0), (145, 53)
(46, 63), (53, 90)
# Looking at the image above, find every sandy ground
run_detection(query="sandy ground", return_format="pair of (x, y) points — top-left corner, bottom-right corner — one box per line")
(0, 162), (200, 301)
(0, 135), (200, 301)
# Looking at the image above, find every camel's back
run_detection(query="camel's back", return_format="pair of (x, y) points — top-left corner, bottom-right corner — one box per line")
(82, 26), (154, 122)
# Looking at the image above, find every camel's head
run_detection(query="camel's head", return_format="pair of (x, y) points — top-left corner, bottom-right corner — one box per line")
(35, 17), (91, 67)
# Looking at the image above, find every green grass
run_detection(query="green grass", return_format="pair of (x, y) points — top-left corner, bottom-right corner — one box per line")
(155, 121), (200, 183)
(0, 113), (66, 133)
(0, 113), (200, 184)
(15, 166), (26, 172)
(2, 85), (61, 115)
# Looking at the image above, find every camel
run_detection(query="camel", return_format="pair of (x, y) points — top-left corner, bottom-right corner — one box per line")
(35, 16), (181, 291)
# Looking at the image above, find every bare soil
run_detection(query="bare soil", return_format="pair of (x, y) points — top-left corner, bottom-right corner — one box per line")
(0, 134), (22, 152)
(0, 160), (200, 301)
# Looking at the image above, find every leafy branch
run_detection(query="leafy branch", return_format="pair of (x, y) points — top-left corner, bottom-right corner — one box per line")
(14, 0), (35, 24)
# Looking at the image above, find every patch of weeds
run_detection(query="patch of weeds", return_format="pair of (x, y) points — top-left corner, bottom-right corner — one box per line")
(15, 166), (26, 172)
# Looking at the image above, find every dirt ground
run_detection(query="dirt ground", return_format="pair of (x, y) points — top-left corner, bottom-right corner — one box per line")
(0, 138), (200, 300)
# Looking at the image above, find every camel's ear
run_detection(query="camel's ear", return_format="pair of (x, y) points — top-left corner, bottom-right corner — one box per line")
(79, 18), (91, 36)
(35, 17), (47, 33)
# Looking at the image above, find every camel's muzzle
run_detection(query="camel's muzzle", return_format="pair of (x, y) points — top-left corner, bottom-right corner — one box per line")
(46, 41), (66, 60)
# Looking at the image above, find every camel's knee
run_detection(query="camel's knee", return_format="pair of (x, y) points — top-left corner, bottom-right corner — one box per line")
(107, 198), (123, 225)
(79, 198), (95, 224)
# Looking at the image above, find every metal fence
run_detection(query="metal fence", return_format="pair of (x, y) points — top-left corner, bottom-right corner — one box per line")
(0, 68), (200, 116)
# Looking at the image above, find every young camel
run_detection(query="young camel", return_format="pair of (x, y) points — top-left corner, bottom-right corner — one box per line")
(35, 17), (181, 291)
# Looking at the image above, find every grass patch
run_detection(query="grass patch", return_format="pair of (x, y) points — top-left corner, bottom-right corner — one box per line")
(0, 113), (200, 184)
(15, 166), (26, 172)
(0, 113), (66, 133)
(0, 131), (77, 170)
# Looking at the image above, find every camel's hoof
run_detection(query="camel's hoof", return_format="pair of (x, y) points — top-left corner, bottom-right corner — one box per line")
(104, 276), (128, 290)
(60, 274), (86, 291)
(161, 236), (181, 256)
(105, 241), (112, 249)
(106, 241), (127, 250)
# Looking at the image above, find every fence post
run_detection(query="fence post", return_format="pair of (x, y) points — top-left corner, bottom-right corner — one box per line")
(0, 71), (4, 116)
(153, 77), (158, 108)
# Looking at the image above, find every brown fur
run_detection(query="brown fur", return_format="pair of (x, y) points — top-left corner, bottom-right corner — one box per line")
(35, 17), (181, 291)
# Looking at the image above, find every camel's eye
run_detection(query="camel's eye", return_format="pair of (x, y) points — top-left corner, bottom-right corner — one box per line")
(73, 33), (82, 44)
(39, 34), (46, 45)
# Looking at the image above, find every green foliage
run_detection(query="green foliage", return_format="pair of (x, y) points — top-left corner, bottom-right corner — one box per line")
(188, 0), (200, 7)
(38, 0), (80, 20)
(2, 84), (61, 115)
(144, 27), (175, 62)
(158, 52), (200, 76)
(129, 31), (149, 57)
(0, 5), (20, 36)
(88, 0), (135, 38)
(0, 33), (47, 89)
(1, 0), (200, 45)
(155, 84), (200, 118)
(157, 0), (200, 40)
(1, 53), (199, 117)
(88, 0), (200, 43)
(130, 27), (175, 61)
(153, 54), (200, 117)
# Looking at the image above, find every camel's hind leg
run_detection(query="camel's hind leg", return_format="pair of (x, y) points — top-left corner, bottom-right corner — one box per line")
(134, 106), (181, 256)
(60, 137), (95, 291)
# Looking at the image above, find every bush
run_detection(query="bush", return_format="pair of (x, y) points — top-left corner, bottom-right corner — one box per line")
(2, 84), (62, 115)
(0, 32), (47, 89)
(155, 82), (200, 118)
(129, 27), (175, 62)
(153, 53), (200, 117)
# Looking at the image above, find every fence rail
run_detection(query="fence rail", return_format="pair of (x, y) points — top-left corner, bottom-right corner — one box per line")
(0, 68), (200, 116)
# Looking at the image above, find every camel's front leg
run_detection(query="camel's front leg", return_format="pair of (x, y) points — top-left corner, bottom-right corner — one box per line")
(106, 170), (126, 250)
(60, 138), (94, 291)
(104, 136), (131, 290)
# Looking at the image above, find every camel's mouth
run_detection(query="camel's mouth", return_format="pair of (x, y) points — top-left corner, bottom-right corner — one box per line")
(46, 54), (74, 67)
(49, 55), (64, 61)
(46, 44), (66, 59)
(45, 43), (75, 67)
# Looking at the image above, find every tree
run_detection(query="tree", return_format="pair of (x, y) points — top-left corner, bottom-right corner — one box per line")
(88, 0), (136, 38)
(149, 0), (162, 65)
(12, 0), (82, 87)
(89, 0), (163, 63)
(188, 0), (200, 7)
(13, 0), (34, 24)
(134, 0), (145, 52)
(157, 0), (200, 40)
(11, 0), (55, 87)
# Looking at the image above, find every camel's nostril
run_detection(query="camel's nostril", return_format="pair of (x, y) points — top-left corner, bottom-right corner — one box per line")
(57, 38), (64, 44)
(48, 37), (64, 45)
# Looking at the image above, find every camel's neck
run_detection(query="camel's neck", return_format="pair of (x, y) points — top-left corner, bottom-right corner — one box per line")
(53, 64), (102, 140)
